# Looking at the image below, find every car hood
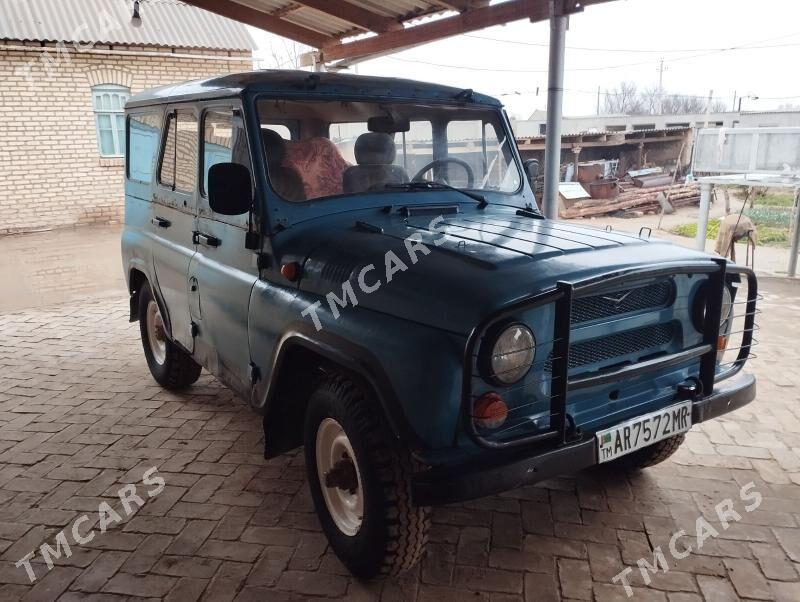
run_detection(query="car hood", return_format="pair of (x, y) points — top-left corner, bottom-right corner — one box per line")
(290, 204), (715, 333)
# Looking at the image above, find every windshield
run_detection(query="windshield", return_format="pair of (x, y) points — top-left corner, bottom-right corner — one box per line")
(255, 98), (522, 203)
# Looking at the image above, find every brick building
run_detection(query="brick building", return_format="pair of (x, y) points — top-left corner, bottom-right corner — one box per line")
(0, 0), (255, 234)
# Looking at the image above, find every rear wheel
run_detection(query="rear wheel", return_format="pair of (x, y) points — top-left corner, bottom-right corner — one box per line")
(605, 434), (686, 471)
(304, 372), (429, 579)
(138, 282), (201, 390)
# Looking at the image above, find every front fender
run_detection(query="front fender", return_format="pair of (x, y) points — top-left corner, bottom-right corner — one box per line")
(248, 282), (466, 450)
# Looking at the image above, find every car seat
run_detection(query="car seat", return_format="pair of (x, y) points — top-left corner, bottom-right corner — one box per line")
(342, 133), (408, 194)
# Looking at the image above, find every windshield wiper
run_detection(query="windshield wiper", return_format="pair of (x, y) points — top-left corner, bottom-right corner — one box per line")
(385, 181), (488, 209)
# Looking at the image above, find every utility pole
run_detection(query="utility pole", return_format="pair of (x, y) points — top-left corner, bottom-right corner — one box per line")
(704, 89), (714, 128)
(542, 2), (569, 220)
(596, 86), (601, 116)
(656, 58), (667, 114)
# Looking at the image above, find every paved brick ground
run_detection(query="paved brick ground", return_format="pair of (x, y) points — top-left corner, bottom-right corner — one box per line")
(0, 280), (798, 601)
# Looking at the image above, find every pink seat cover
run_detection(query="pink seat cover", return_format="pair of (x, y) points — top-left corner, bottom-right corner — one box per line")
(284, 138), (350, 199)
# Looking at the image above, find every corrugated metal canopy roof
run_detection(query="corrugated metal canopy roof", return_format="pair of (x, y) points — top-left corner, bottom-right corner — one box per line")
(0, 0), (256, 51)
(181, 0), (615, 65)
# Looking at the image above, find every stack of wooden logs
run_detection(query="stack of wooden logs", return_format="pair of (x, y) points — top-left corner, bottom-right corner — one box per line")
(561, 182), (700, 219)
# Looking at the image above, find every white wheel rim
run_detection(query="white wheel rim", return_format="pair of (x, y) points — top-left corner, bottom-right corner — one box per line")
(315, 418), (364, 536)
(145, 299), (167, 366)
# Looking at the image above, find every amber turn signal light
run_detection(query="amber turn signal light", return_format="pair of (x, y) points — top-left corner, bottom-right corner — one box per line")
(281, 262), (301, 282)
(717, 335), (729, 351)
(473, 392), (508, 429)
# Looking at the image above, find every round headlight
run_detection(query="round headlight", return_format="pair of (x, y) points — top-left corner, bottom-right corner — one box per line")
(720, 285), (733, 325)
(693, 283), (734, 332)
(489, 324), (535, 385)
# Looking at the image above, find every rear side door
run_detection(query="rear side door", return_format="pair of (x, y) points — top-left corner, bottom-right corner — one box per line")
(188, 105), (259, 396)
(150, 106), (199, 352)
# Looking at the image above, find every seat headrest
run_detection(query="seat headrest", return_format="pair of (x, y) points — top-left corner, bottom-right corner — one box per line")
(261, 129), (287, 166)
(354, 132), (396, 165)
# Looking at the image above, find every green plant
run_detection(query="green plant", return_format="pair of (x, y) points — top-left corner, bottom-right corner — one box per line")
(753, 193), (795, 208)
(671, 219), (720, 239)
(670, 216), (790, 246)
(745, 206), (791, 228)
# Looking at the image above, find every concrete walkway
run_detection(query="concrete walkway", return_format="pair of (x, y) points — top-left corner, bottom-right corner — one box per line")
(0, 225), (798, 600)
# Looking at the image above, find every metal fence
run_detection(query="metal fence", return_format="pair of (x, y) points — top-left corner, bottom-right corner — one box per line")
(692, 127), (800, 175)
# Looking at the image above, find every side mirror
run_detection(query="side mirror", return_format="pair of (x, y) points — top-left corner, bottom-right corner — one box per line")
(523, 159), (540, 186)
(208, 162), (252, 215)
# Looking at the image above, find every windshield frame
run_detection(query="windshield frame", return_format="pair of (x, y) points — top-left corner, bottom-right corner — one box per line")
(246, 92), (534, 229)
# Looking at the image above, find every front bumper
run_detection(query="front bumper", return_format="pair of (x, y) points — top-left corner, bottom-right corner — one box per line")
(412, 371), (755, 506)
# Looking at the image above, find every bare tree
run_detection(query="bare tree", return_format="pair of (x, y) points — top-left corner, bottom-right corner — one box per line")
(661, 94), (707, 114)
(256, 38), (308, 70)
(602, 82), (645, 114)
(603, 82), (728, 115)
(639, 85), (661, 115)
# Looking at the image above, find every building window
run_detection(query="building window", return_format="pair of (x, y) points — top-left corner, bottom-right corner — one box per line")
(605, 125), (626, 132)
(632, 124), (656, 131)
(92, 84), (129, 156)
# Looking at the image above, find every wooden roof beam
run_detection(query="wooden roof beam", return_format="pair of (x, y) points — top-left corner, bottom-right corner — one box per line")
(181, 0), (337, 49)
(294, 1), (403, 33)
(436, 1), (490, 12)
(322, 0), (548, 62)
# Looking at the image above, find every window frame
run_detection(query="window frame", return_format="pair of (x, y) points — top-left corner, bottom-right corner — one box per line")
(126, 109), (163, 184)
(199, 104), (255, 200)
(156, 106), (199, 195)
(92, 84), (129, 157)
(253, 94), (526, 210)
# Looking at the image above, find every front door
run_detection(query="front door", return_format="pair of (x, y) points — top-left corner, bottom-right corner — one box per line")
(189, 105), (259, 396)
(150, 106), (198, 351)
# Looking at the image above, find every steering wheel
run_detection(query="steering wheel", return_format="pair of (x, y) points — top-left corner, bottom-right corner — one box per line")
(412, 158), (474, 189)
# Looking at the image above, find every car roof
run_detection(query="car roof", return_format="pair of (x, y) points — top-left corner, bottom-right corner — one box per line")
(126, 70), (502, 109)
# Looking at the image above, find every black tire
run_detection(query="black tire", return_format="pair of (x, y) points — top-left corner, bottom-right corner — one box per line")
(138, 282), (201, 390)
(606, 434), (686, 471)
(304, 372), (430, 579)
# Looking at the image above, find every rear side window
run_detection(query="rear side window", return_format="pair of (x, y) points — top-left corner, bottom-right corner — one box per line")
(159, 109), (198, 193)
(202, 109), (251, 195)
(127, 112), (161, 183)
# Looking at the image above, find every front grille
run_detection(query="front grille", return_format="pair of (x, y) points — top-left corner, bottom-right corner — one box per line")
(546, 323), (675, 371)
(571, 281), (673, 324)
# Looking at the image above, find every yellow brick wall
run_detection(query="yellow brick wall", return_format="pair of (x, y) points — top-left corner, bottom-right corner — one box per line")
(0, 42), (252, 234)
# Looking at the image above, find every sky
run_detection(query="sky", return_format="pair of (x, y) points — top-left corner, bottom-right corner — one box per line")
(247, 0), (800, 120)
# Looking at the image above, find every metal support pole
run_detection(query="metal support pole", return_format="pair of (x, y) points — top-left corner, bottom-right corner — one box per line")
(696, 182), (712, 251)
(542, 3), (568, 219)
(789, 188), (800, 277)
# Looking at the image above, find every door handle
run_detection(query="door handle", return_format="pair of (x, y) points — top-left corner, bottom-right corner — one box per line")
(151, 216), (171, 228)
(193, 232), (221, 247)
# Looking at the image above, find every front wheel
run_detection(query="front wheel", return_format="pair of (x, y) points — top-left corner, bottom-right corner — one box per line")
(138, 282), (201, 390)
(304, 373), (430, 579)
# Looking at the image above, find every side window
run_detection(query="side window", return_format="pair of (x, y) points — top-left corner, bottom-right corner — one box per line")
(127, 112), (161, 183)
(92, 84), (129, 157)
(262, 124), (292, 140)
(446, 120), (520, 191)
(399, 121), (434, 176)
(202, 109), (251, 195)
(158, 109), (198, 193)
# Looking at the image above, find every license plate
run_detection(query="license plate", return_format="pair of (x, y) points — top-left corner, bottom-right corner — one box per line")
(596, 402), (692, 463)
